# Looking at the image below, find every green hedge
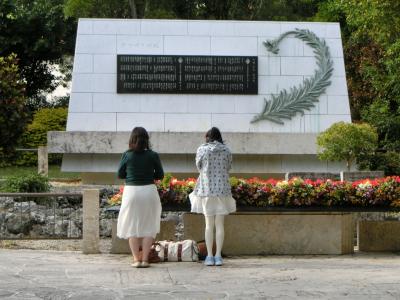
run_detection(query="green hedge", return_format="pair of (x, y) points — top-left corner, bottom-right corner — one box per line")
(1, 173), (50, 193)
(16, 107), (67, 166)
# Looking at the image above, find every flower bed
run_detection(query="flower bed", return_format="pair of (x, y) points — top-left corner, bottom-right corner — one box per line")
(108, 176), (400, 209)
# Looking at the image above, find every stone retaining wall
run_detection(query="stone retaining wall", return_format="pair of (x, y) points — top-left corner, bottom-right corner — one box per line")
(0, 196), (113, 239)
(110, 220), (177, 254)
(184, 212), (354, 255)
(358, 221), (400, 252)
(285, 171), (384, 181)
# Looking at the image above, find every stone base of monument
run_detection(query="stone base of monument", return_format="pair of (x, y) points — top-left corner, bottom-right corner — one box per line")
(285, 171), (384, 182)
(358, 221), (400, 252)
(183, 212), (354, 255)
(110, 219), (176, 254)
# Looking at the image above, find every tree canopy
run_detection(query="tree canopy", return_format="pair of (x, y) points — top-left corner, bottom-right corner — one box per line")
(317, 122), (378, 171)
(0, 54), (28, 164)
(0, 0), (76, 112)
(64, 0), (322, 21)
(315, 0), (400, 173)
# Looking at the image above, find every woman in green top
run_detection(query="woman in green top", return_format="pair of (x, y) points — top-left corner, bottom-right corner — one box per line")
(117, 127), (164, 268)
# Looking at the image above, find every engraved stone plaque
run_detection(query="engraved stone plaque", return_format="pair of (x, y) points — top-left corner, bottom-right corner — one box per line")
(117, 55), (258, 94)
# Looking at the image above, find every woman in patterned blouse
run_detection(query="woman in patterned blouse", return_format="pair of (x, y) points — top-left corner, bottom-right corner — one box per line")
(189, 127), (236, 266)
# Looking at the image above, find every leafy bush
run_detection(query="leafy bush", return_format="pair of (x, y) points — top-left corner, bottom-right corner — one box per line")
(362, 100), (400, 152)
(160, 173), (173, 189)
(360, 100), (400, 175)
(157, 175), (196, 206)
(16, 107), (67, 166)
(2, 173), (50, 193)
(359, 151), (400, 176)
(317, 122), (378, 171)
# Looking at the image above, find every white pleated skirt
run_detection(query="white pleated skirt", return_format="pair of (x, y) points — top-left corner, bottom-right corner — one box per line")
(117, 184), (161, 239)
(189, 192), (236, 216)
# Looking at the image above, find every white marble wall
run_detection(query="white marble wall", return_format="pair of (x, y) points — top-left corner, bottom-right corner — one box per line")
(68, 19), (351, 133)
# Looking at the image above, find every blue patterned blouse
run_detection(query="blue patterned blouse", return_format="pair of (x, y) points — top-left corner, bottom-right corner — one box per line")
(193, 141), (233, 197)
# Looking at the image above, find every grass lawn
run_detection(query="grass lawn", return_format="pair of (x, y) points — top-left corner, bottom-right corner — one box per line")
(0, 165), (80, 180)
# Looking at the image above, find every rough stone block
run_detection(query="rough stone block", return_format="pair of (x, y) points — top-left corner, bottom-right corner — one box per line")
(48, 131), (320, 155)
(282, 155), (330, 173)
(37, 146), (48, 177)
(183, 212), (354, 255)
(341, 171), (385, 182)
(286, 172), (340, 181)
(358, 221), (400, 252)
(82, 189), (100, 254)
(110, 219), (177, 254)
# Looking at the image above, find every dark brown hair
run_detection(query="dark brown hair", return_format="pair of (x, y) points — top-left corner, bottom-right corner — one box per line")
(205, 127), (223, 144)
(129, 127), (150, 152)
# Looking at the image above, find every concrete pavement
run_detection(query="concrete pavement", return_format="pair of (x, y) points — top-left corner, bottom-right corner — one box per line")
(0, 249), (400, 299)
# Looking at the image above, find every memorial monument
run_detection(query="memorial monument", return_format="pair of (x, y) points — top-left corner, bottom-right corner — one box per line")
(48, 19), (351, 183)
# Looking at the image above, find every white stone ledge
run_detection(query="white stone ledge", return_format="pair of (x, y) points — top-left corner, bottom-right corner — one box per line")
(61, 153), (348, 173)
(48, 131), (318, 155)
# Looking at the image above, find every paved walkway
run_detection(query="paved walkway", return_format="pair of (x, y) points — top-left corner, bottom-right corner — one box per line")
(0, 250), (400, 299)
